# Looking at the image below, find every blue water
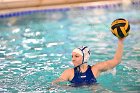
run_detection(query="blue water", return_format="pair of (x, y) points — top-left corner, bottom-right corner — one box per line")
(0, 4), (140, 93)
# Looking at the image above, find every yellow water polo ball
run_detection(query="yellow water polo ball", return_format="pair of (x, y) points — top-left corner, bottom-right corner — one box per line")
(111, 18), (130, 38)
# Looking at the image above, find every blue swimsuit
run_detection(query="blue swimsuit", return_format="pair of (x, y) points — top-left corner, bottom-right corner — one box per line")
(70, 65), (97, 86)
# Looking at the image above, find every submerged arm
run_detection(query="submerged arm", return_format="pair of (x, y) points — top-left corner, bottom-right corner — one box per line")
(52, 78), (66, 85)
(52, 69), (71, 85)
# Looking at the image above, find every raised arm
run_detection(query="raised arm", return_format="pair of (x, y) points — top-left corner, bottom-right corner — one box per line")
(93, 38), (125, 77)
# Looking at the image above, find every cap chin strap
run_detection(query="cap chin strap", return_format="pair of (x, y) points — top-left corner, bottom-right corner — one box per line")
(76, 62), (87, 73)
(76, 62), (87, 68)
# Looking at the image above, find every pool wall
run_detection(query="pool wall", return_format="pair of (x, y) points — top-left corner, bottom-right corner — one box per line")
(0, 0), (140, 18)
(0, 0), (118, 10)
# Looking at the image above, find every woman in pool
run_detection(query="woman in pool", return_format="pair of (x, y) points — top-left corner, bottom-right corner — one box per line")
(52, 38), (125, 86)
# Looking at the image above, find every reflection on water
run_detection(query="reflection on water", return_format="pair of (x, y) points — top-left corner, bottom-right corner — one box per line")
(0, 4), (140, 93)
(47, 83), (115, 93)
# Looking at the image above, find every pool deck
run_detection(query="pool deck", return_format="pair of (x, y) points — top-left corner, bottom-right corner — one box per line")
(0, 0), (122, 15)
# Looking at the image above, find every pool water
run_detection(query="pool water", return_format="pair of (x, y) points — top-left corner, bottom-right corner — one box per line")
(0, 4), (140, 93)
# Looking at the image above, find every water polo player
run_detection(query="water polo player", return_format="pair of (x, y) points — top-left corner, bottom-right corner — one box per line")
(52, 38), (125, 86)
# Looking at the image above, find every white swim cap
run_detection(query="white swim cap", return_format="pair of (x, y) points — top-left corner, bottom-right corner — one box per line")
(72, 46), (90, 63)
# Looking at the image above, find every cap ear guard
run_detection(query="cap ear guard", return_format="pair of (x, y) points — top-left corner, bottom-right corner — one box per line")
(78, 46), (91, 63)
